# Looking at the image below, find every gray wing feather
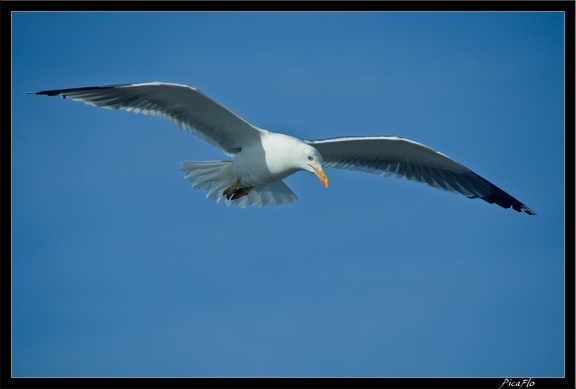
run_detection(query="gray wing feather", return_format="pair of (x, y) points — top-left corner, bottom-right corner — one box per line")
(29, 82), (264, 155)
(308, 136), (535, 215)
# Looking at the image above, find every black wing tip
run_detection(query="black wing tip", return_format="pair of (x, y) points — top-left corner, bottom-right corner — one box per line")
(471, 175), (535, 216)
(520, 206), (537, 216)
(485, 194), (536, 215)
(511, 203), (536, 215)
(26, 83), (139, 97)
(26, 89), (68, 97)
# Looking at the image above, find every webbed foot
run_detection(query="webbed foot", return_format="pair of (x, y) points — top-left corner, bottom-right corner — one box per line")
(223, 180), (254, 200)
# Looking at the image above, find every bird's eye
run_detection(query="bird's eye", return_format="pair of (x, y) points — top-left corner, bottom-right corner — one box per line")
(307, 156), (314, 161)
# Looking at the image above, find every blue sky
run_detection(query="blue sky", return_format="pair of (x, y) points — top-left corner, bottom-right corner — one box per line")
(11, 11), (565, 378)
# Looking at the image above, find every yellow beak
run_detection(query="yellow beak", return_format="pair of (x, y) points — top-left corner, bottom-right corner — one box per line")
(312, 166), (330, 188)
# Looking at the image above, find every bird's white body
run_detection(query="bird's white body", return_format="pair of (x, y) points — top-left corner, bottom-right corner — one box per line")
(29, 81), (535, 214)
(234, 132), (300, 187)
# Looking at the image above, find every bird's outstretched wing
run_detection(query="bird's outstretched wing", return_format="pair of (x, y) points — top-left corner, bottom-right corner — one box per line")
(28, 82), (265, 155)
(308, 136), (535, 215)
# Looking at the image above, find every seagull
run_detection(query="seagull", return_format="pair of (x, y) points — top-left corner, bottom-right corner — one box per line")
(29, 81), (535, 214)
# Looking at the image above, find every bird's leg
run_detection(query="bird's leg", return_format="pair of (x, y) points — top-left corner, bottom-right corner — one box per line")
(223, 180), (254, 200)
(223, 180), (240, 200)
(230, 186), (254, 200)
(222, 180), (254, 200)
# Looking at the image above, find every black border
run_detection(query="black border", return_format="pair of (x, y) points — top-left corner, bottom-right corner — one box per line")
(2, 1), (574, 388)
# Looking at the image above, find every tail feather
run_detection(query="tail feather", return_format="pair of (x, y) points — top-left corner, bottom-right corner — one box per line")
(180, 161), (298, 207)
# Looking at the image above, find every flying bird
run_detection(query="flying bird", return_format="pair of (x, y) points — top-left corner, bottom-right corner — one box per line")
(29, 81), (535, 214)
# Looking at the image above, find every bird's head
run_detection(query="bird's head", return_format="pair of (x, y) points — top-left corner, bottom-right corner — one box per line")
(301, 145), (329, 188)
